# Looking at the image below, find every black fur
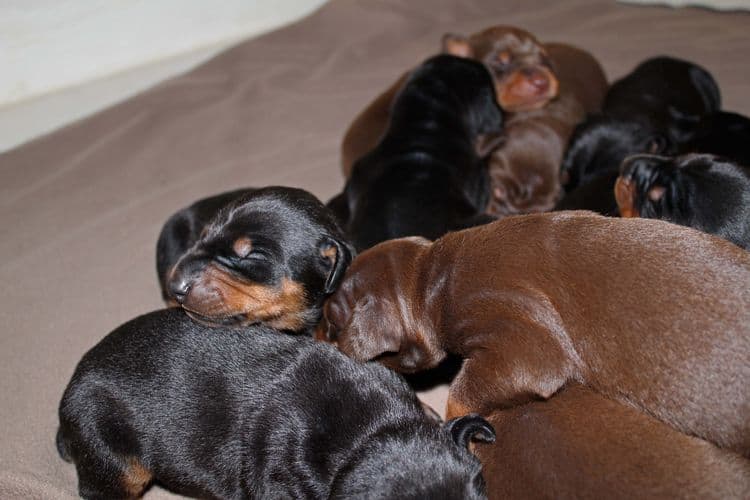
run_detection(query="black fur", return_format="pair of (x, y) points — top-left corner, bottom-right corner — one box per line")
(603, 56), (720, 145)
(559, 56), (720, 214)
(57, 309), (490, 499)
(329, 54), (504, 252)
(559, 115), (672, 193)
(555, 170), (620, 216)
(685, 111), (750, 166)
(156, 186), (353, 333)
(619, 154), (750, 248)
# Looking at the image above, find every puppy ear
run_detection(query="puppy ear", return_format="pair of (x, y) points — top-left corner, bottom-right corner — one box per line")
(338, 322), (401, 363)
(445, 414), (496, 450)
(319, 237), (354, 294)
(442, 33), (473, 58)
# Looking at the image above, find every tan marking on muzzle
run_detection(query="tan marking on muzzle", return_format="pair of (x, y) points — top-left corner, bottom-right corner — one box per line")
(183, 264), (308, 331)
(498, 66), (559, 112)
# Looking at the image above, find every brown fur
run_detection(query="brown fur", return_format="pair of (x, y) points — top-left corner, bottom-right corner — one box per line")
(614, 176), (638, 217)
(181, 264), (307, 331)
(121, 458), (153, 498)
(323, 212), (750, 456)
(476, 385), (750, 499)
(339, 26), (607, 216)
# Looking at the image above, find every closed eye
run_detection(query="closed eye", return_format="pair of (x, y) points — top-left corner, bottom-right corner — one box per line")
(216, 251), (267, 269)
(240, 250), (268, 261)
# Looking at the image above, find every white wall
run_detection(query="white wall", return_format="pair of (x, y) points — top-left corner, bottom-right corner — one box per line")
(0, 0), (328, 107)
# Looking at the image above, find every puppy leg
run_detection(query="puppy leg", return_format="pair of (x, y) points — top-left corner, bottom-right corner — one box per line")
(446, 326), (578, 419)
(61, 391), (153, 499)
(72, 443), (152, 500)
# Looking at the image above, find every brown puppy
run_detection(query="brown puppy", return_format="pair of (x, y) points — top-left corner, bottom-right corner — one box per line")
(340, 26), (607, 215)
(323, 212), (750, 456)
(476, 384), (750, 499)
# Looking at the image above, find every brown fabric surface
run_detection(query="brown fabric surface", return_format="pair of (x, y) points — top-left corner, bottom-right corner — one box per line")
(1, 0), (748, 498)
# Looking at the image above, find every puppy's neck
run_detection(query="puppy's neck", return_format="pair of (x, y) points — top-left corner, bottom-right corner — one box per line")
(416, 241), (457, 352)
(394, 243), (448, 370)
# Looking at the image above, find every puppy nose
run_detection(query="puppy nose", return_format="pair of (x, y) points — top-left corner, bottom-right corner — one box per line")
(169, 278), (191, 304)
(523, 68), (549, 92)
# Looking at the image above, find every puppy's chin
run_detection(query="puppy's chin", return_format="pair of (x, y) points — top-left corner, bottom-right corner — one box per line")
(377, 353), (416, 373)
(376, 351), (436, 374)
(183, 308), (248, 327)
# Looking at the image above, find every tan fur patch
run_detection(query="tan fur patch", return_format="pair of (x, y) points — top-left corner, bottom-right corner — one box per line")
(188, 264), (308, 330)
(614, 176), (640, 218)
(122, 458), (152, 497)
(313, 316), (333, 342)
(446, 394), (473, 421)
(442, 34), (473, 58)
(498, 66), (559, 112)
(320, 244), (337, 263)
(232, 237), (253, 258)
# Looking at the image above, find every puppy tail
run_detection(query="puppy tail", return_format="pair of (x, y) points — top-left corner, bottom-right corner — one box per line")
(56, 427), (73, 463)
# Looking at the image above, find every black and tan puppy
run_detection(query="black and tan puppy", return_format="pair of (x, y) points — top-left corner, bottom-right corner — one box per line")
(559, 56), (720, 213)
(57, 308), (494, 499)
(615, 154), (750, 249)
(329, 54), (503, 251)
(156, 186), (352, 333)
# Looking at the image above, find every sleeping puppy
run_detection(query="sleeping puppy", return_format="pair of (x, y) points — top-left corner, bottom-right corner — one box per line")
(330, 54), (504, 252)
(476, 385), (750, 499)
(340, 26), (607, 216)
(322, 213), (750, 456)
(615, 154), (750, 249)
(57, 308), (494, 499)
(559, 56), (720, 213)
(480, 41), (607, 215)
(442, 26), (560, 113)
(156, 186), (352, 333)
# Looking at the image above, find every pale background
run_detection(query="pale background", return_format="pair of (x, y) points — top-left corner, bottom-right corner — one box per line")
(0, 0), (328, 151)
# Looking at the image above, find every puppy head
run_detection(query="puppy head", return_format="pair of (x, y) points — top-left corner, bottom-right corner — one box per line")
(167, 187), (353, 332)
(561, 115), (672, 191)
(616, 153), (748, 230)
(321, 236), (446, 373)
(331, 414), (493, 500)
(443, 26), (558, 112)
(487, 158), (561, 216)
(406, 55), (505, 155)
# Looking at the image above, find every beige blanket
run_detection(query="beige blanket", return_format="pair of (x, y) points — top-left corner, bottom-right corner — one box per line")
(1, 0), (748, 497)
